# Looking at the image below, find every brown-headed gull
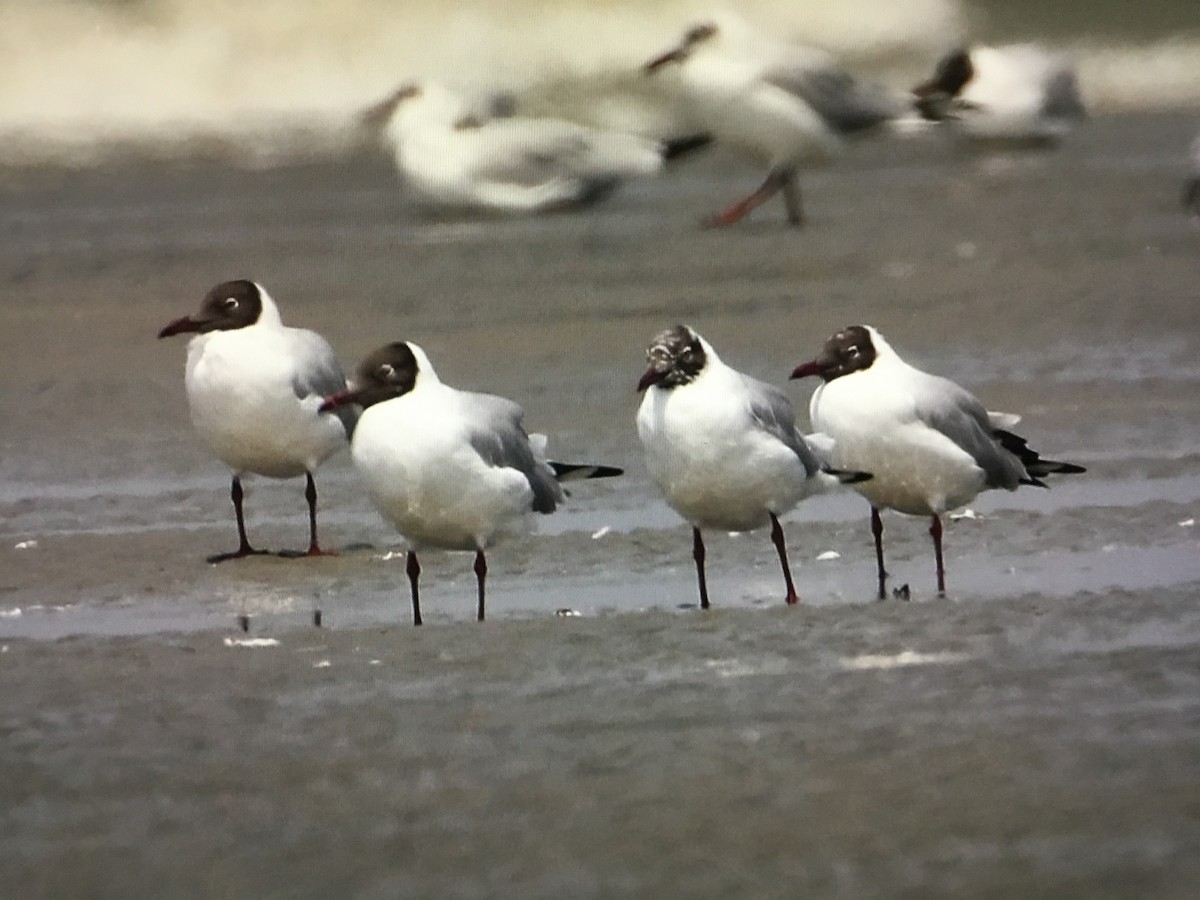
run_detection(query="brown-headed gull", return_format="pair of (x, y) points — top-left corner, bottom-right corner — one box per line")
(791, 325), (1085, 599)
(321, 342), (621, 625)
(158, 280), (356, 564)
(636, 325), (870, 609)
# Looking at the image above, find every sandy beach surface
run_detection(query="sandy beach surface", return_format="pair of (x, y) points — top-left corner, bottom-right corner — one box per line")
(2, 108), (1199, 896)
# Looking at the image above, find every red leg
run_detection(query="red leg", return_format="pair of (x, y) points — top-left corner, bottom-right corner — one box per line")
(406, 550), (423, 626)
(769, 513), (800, 605)
(704, 167), (795, 228)
(692, 527), (711, 610)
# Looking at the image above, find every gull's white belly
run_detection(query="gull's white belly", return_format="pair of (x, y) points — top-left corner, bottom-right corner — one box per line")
(186, 338), (346, 478)
(352, 406), (534, 551)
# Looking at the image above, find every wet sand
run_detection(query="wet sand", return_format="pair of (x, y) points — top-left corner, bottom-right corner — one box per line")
(2, 109), (1199, 895)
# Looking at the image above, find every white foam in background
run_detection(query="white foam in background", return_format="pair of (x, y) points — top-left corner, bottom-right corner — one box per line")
(0, 0), (962, 163)
(0, 0), (1197, 166)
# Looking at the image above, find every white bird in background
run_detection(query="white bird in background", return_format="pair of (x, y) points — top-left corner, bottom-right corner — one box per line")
(1183, 130), (1200, 217)
(361, 80), (710, 214)
(158, 280), (356, 565)
(643, 19), (904, 227)
(321, 342), (621, 625)
(791, 325), (1085, 599)
(636, 325), (871, 609)
(912, 44), (1086, 143)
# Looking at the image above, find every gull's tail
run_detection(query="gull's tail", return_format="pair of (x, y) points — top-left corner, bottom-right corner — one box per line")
(994, 429), (1087, 487)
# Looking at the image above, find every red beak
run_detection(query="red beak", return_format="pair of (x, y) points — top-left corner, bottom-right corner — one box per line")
(157, 316), (200, 338)
(637, 367), (667, 392)
(319, 388), (357, 413)
(790, 360), (825, 380)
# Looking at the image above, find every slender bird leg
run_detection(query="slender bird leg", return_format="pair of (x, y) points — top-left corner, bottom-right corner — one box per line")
(930, 514), (946, 596)
(474, 550), (487, 622)
(704, 167), (794, 228)
(207, 475), (270, 563)
(769, 513), (800, 605)
(303, 472), (337, 557)
(406, 550), (423, 626)
(304, 471), (330, 628)
(692, 527), (711, 610)
(780, 172), (804, 226)
(870, 506), (887, 601)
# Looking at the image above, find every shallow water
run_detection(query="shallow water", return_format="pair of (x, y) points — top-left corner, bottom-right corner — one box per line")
(1, 106), (1199, 895)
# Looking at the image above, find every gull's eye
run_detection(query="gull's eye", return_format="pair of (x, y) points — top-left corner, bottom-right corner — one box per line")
(223, 297), (238, 309)
(845, 344), (859, 356)
(378, 363), (396, 380)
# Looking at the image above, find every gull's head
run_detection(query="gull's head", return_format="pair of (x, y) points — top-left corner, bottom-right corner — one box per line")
(644, 21), (719, 74)
(912, 48), (974, 119)
(320, 342), (427, 413)
(790, 325), (879, 383)
(158, 279), (274, 338)
(637, 324), (709, 392)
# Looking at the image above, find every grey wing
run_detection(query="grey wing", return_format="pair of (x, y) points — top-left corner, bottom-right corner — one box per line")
(744, 375), (823, 477)
(764, 64), (901, 134)
(914, 374), (1026, 490)
(289, 329), (358, 438)
(465, 394), (564, 514)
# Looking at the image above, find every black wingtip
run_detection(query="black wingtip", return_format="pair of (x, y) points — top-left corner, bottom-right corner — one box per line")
(823, 465), (873, 485)
(1047, 462), (1087, 475)
(549, 462), (624, 482)
(995, 430), (1086, 480)
(661, 132), (714, 161)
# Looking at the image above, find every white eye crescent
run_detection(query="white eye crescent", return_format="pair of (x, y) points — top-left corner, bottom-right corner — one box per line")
(379, 364), (395, 379)
(223, 297), (238, 309)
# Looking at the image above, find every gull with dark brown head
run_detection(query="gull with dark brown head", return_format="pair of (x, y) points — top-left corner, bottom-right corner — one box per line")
(321, 342), (621, 625)
(636, 325), (870, 609)
(792, 325), (1085, 599)
(158, 280), (355, 566)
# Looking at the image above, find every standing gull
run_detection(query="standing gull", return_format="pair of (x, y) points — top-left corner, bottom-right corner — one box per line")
(636, 325), (870, 609)
(362, 80), (710, 214)
(643, 19), (902, 227)
(792, 325), (1085, 599)
(158, 280), (356, 563)
(321, 342), (621, 625)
